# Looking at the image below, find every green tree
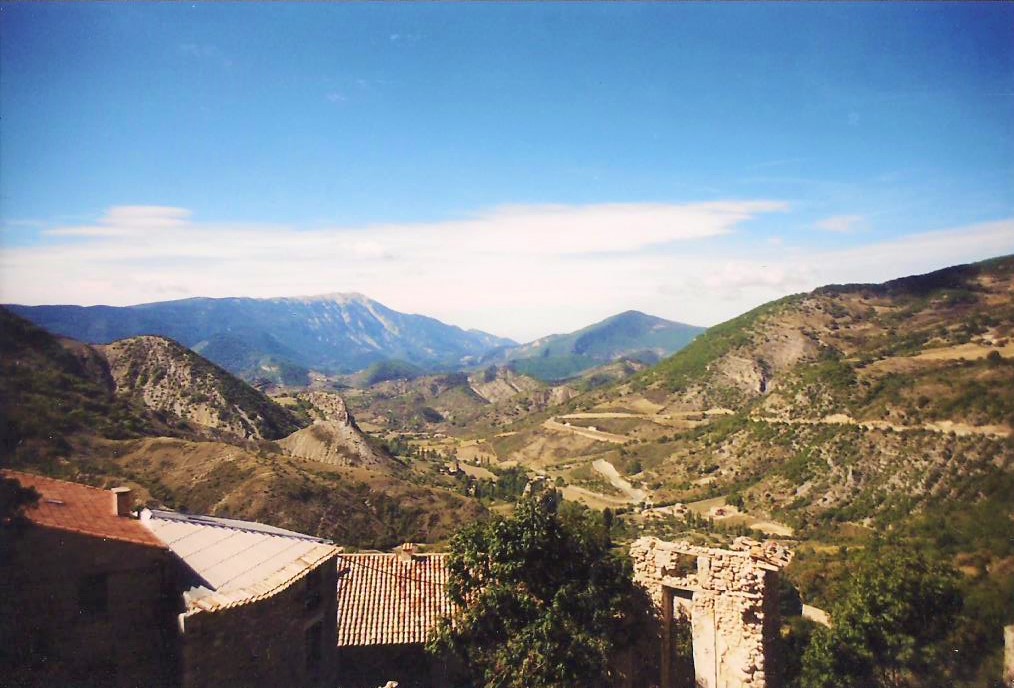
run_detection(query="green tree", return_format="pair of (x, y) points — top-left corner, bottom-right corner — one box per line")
(798, 545), (963, 688)
(428, 491), (652, 688)
(0, 476), (39, 528)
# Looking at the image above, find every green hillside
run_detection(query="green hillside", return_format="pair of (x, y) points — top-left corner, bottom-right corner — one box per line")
(497, 310), (704, 381)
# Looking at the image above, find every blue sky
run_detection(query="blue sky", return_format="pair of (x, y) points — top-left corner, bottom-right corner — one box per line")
(1, 2), (1012, 341)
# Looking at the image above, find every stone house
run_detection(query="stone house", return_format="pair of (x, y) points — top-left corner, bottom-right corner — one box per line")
(335, 544), (458, 688)
(1, 470), (340, 688)
(140, 508), (340, 688)
(1, 470), (182, 688)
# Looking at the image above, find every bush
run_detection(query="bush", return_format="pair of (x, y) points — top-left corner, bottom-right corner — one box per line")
(798, 545), (962, 688)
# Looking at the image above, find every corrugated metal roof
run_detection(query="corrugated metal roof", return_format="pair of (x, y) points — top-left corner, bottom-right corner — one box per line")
(145, 509), (330, 541)
(2, 470), (165, 548)
(336, 553), (453, 647)
(141, 509), (338, 614)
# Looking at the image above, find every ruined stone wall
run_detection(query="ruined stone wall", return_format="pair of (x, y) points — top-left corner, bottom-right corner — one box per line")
(630, 536), (791, 688)
(1004, 625), (1014, 687)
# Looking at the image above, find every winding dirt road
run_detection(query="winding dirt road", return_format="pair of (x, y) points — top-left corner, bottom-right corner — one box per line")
(542, 418), (627, 443)
(751, 412), (1009, 439)
(592, 459), (646, 502)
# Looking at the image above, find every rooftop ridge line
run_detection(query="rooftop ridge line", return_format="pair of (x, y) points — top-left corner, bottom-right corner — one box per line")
(2, 469), (125, 495)
(143, 508), (332, 543)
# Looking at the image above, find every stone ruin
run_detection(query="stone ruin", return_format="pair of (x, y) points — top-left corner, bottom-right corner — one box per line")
(1005, 625), (1014, 688)
(630, 536), (793, 688)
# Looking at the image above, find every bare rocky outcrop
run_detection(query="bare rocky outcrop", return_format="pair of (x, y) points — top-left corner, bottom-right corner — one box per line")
(709, 324), (819, 400)
(468, 366), (542, 405)
(100, 336), (301, 441)
(297, 390), (357, 423)
(528, 385), (579, 411)
(281, 391), (395, 469)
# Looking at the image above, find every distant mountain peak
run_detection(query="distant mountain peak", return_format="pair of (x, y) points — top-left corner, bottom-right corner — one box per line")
(486, 309), (704, 381)
(7, 292), (514, 380)
(270, 291), (371, 305)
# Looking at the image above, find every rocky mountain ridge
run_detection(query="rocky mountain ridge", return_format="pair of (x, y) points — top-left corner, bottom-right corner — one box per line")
(100, 336), (304, 441)
(0, 308), (482, 548)
(277, 391), (396, 469)
(6, 293), (515, 383)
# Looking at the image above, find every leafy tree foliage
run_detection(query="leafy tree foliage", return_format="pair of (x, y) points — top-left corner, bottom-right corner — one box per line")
(0, 476), (39, 526)
(798, 544), (963, 688)
(428, 491), (652, 688)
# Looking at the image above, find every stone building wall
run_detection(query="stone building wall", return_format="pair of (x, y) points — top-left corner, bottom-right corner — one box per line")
(178, 553), (339, 688)
(0, 527), (181, 688)
(630, 536), (791, 688)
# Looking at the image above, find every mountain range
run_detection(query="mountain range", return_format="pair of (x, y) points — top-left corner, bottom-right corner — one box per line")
(7, 295), (702, 385)
(6, 293), (515, 383)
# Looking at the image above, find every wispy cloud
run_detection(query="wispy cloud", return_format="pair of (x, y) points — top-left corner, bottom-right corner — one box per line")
(1, 201), (783, 337)
(3, 204), (1012, 341)
(702, 261), (813, 297)
(815, 214), (864, 233)
(46, 206), (191, 237)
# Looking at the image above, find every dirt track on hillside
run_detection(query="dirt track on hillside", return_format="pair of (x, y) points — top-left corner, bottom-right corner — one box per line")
(751, 412), (1010, 439)
(592, 459), (646, 502)
(542, 418), (628, 443)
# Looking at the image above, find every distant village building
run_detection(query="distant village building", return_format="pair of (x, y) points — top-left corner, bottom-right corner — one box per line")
(336, 544), (458, 688)
(1, 470), (340, 688)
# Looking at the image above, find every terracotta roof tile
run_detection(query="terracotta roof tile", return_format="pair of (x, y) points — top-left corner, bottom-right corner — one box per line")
(2, 470), (164, 548)
(337, 553), (453, 647)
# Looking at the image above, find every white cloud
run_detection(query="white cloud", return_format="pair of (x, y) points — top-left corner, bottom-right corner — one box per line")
(657, 218), (1014, 330)
(804, 219), (1014, 286)
(2, 203), (1012, 342)
(815, 214), (864, 233)
(45, 206), (191, 237)
(702, 261), (814, 297)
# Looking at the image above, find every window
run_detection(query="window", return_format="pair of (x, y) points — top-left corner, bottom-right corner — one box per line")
(305, 621), (322, 673)
(670, 554), (699, 578)
(304, 566), (322, 612)
(78, 573), (108, 616)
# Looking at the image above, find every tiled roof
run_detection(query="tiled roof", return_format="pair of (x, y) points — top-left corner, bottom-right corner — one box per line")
(337, 552), (453, 647)
(141, 509), (338, 614)
(2, 470), (164, 548)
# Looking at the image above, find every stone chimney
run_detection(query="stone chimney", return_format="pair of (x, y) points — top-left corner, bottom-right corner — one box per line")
(111, 487), (132, 517)
(396, 543), (418, 562)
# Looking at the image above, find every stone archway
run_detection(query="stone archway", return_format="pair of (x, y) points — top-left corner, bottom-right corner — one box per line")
(630, 536), (792, 688)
